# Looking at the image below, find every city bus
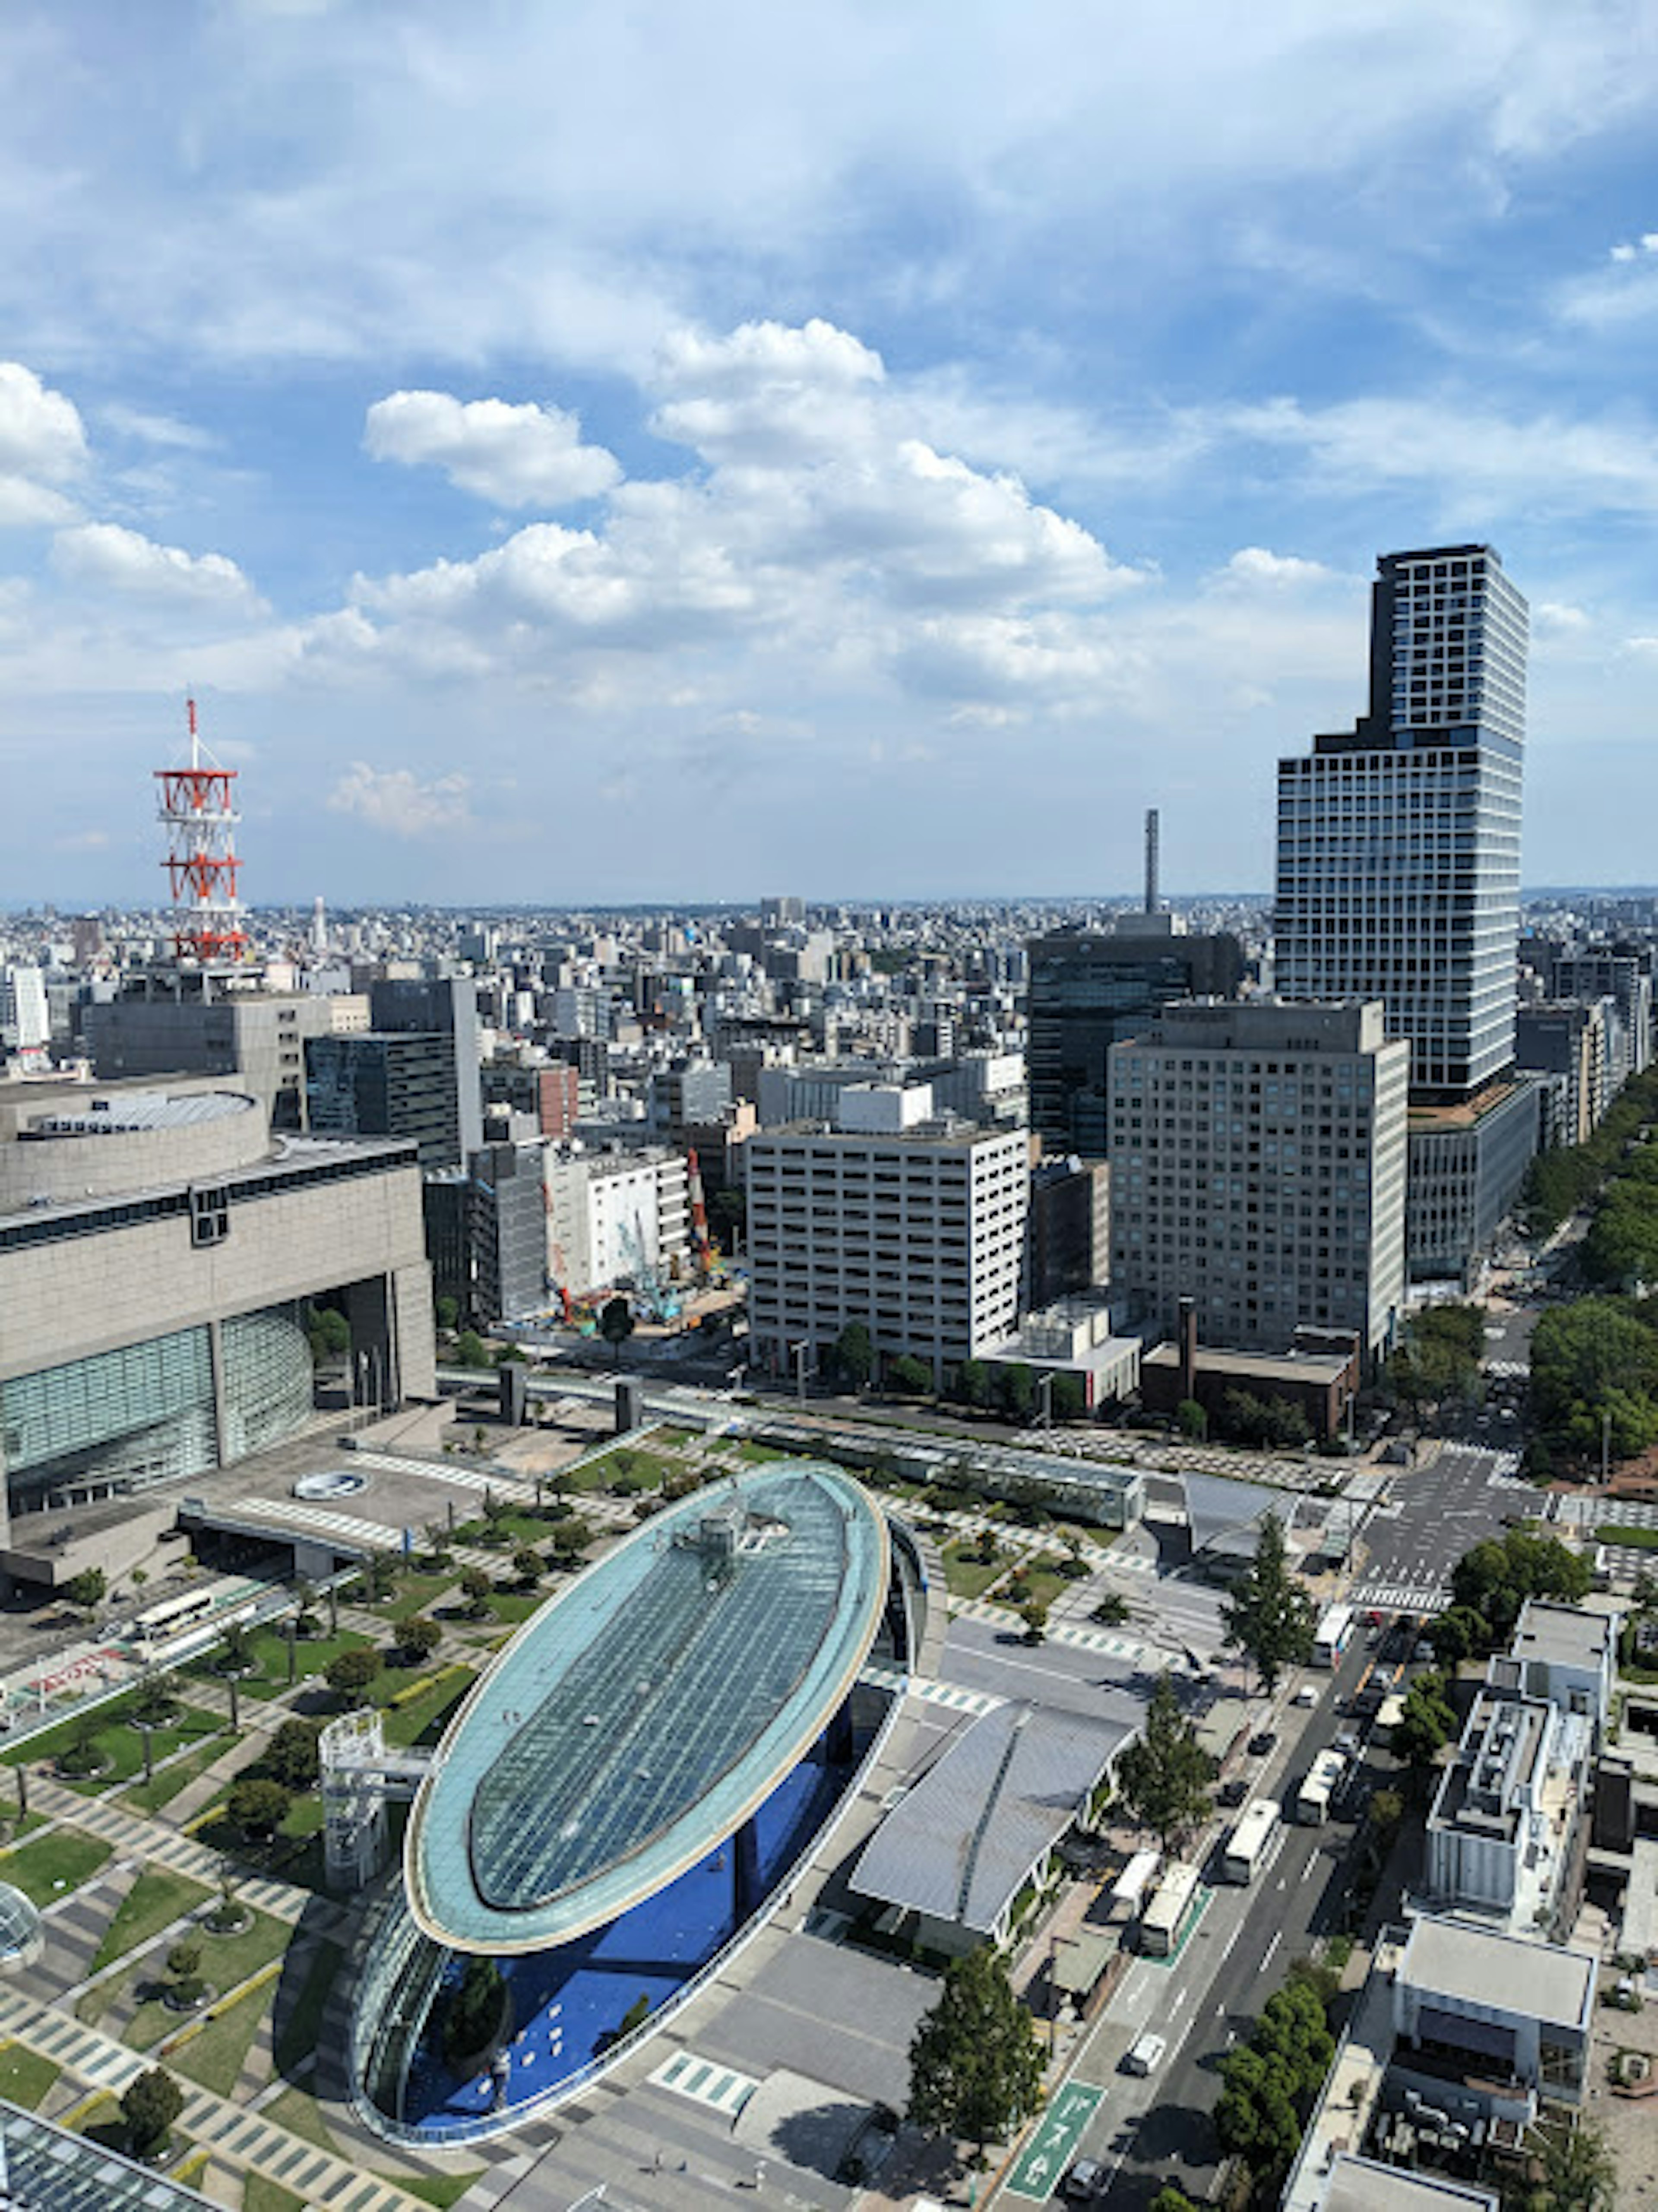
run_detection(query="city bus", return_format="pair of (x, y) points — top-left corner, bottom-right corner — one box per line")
(1221, 1797), (1281, 1883)
(1294, 1748), (1348, 1826)
(1139, 1860), (1200, 1956)
(130, 1588), (218, 1646)
(1313, 1602), (1356, 1668)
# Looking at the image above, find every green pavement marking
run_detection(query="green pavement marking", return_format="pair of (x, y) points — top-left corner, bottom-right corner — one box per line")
(1005, 2080), (1101, 2200)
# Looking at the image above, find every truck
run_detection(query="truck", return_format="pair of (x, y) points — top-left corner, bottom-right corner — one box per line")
(1221, 1797), (1281, 1883)
(1139, 1860), (1201, 1956)
(1294, 1747), (1348, 1826)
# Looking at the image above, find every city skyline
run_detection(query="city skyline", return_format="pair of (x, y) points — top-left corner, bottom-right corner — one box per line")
(2, 6), (1657, 904)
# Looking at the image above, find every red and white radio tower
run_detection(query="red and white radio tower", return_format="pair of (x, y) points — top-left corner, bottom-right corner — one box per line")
(155, 698), (247, 965)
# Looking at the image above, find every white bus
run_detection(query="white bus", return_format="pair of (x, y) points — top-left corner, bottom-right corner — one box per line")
(1140, 1860), (1200, 1956)
(1221, 1798), (1281, 1883)
(1313, 1602), (1355, 1668)
(130, 1588), (218, 1645)
(1294, 1748), (1348, 1826)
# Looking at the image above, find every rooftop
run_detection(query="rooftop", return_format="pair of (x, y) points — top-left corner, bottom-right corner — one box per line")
(849, 1700), (1132, 1935)
(0, 2095), (217, 2210)
(24, 1088), (256, 1136)
(1509, 1599), (1613, 1672)
(1316, 2157), (1498, 2212)
(1400, 1915), (1595, 2032)
(407, 1462), (889, 1953)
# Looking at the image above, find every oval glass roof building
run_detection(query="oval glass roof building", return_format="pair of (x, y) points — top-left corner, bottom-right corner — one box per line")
(356, 1457), (918, 2144)
(407, 1463), (889, 1954)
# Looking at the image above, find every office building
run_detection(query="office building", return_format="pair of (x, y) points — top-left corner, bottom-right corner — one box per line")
(1026, 917), (1245, 1157)
(367, 976), (484, 1162)
(1547, 946), (1652, 1082)
(1106, 1000), (1408, 1358)
(425, 1141), (549, 1326)
(744, 1120), (1028, 1386)
(85, 970), (369, 1131)
(1277, 545), (1527, 1101)
(0, 1074), (434, 1581)
(481, 1061), (580, 1140)
(1027, 1153), (1109, 1304)
(1404, 1081), (1541, 1286)
(543, 1145), (689, 1297)
(307, 1031), (470, 1170)
(1424, 1684), (1591, 1938)
(0, 967), (49, 1054)
(1515, 1001), (1612, 1148)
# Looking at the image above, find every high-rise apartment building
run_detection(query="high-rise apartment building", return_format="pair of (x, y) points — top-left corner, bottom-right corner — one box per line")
(744, 1122), (1029, 1386)
(1026, 918), (1246, 1157)
(1107, 1000), (1408, 1358)
(1276, 546), (1527, 1100)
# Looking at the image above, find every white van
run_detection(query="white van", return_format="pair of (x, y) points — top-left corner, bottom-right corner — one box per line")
(1124, 2031), (1167, 2075)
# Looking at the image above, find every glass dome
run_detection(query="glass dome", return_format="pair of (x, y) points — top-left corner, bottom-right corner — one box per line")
(0, 1879), (42, 1967)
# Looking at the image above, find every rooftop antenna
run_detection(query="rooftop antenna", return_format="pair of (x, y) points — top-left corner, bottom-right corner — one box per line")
(155, 696), (247, 965)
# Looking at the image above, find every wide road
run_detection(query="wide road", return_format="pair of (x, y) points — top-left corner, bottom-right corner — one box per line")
(996, 1636), (1384, 2210)
(1348, 1443), (1531, 1616)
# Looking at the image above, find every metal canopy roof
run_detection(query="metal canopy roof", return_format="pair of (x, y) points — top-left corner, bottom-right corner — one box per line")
(408, 1462), (889, 1953)
(850, 1701), (1133, 1936)
(0, 2097), (217, 2210)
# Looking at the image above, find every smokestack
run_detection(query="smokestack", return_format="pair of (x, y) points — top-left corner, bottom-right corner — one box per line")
(1144, 808), (1160, 915)
(1178, 1296), (1198, 1399)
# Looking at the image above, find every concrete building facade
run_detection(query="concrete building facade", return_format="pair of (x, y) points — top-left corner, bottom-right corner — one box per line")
(744, 1121), (1029, 1385)
(1107, 1000), (1408, 1358)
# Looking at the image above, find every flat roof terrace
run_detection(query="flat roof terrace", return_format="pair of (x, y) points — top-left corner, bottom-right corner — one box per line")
(408, 1462), (889, 1953)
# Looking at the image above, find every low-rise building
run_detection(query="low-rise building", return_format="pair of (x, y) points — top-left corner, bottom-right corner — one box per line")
(1423, 1686), (1591, 1938)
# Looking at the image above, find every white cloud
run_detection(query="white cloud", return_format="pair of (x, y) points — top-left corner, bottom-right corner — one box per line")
(1215, 547), (1338, 587)
(1534, 600), (1590, 632)
(326, 761), (472, 837)
(98, 402), (217, 452)
(50, 522), (263, 611)
(0, 361), (85, 483)
(364, 390), (620, 508)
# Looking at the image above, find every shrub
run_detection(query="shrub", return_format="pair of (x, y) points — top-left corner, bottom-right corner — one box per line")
(325, 1647), (382, 1699)
(227, 1777), (292, 1839)
(122, 2067), (183, 2158)
(399, 1617), (443, 1663)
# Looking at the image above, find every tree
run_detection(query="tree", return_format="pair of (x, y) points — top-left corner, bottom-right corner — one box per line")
(1175, 1397), (1208, 1441)
(227, 1777), (291, 1839)
(512, 1545), (542, 1589)
(1369, 1787), (1405, 1840)
(264, 1717), (322, 1791)
(64, 1567), (107, 1615)
(434, 1292), (460, 1333)
(325, 1646), (382, 1699)
(1151, 2191), (1202, 2212)
(1392, 1671), (1457, 1775)
(399, 1616), (443, 1664)
(1091, 1592), (1130, 1627)
(998, 1363), (1035, 1420)
(887, 1353), (933, 1397)
(831, 1321), (874, 1390)
(954, 1357), (991, 1410)
(1220, 1512), (1316, 1693)
(1423, 1604), (1488, 1667)
(305, 1303), (351, 1366)
(459, 1564), (495, 1617)
(1531, 1296), (1658, 1462)
(454, 1329), (490, 1369)
(1050, 1371), (1087, 1421)
(1526, 2116), (1618, 2212)
(1252, 1980), (1334, 2099)
(1019, 1601), (1048, 1644)
(906, 1946), (1044, 2155)
(599, 1296), (635, 1367)
(443, 1954), (507, 2068)
(1450, 1529), (1591, 1646)
(1115, 1671), (1216, 1852)
(128, 1671), (177, 1730)
(1214, 2044), (1304, 2177)
(166, 1938), (204, 2004)
(122, 2066), (184, 2158)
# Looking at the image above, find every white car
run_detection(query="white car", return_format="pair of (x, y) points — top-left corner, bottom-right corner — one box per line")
(1124, 2031), (1167, 2075)
(1293, 1682), (1319, 1706)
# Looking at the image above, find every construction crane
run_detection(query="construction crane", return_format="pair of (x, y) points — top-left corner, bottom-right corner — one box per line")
(618, 1212), (681, 1324)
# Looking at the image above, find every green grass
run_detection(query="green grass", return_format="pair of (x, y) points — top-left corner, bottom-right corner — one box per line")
(1598, 1523), (1658, 1551)
(0, 1826), (111, 1905)
(563, 1446), (673, 1494)
(0, 2042), (59, 2109)
(72, 2090), (129, 2151)
(940, 1539), (1007, 1599)
(171, 1976), (275, 2095)
(383, 1571), (460, 1625)
(123, 1908), (291, 2050)
(244, 2180), (307, 2212)
(272, 1939), (344, 2078)
(90, 1869), (213, 1975)
(215, 1624), (373, 1700)
(120, 1734), (232, 1816)
(450, 1509), (550, 1544)
(263, 2083), (341, 2158)
(993, 1565), (1069, 1612)
(383, 1671), (475, 1750)
(402, 2175), (487, 2209)
(1, 1698), (223, 1779)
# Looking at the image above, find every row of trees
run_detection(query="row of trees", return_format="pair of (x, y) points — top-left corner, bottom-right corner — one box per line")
(1531, 1294), (1658, 1465)
(1214, 1969), (1336, 2184)
(1385, 1303), (1484, 1416)
(1520, 1061), (1658, 1239)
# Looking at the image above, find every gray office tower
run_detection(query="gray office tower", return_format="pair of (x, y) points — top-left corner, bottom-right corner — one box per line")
(1276, 546), (1537, 1281)
(1027, 918), (1245, 1157)
(1277, 546), (1527, 1099)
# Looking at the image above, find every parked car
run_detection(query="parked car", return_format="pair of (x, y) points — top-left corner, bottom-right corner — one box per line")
(1218, 1776), (1249, 1808)
(1249, 1729), (1278, 1757)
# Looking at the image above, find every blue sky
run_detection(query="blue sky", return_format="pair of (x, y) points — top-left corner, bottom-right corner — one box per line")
(2, 0), (1656, 906)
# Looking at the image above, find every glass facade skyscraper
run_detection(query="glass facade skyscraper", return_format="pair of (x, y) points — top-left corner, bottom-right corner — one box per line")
(1276, 545), (1527, 1100)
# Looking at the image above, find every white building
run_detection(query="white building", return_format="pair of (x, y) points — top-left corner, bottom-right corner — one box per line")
(1424, 1686), (1591, 1937)
(1107, 999), (1408, 1358)
(543, 1145), (689, 1297)
(0, 967), (49, 1054)
(744, 1120), (1028, 1386)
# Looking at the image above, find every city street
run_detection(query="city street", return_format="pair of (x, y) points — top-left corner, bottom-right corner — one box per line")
(1348, 1443), (1535, 1614)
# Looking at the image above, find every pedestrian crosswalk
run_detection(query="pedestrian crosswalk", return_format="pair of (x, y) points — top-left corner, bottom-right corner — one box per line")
(648, 2047), (758, 2117)
(1347, 1580), (1451, 1616)
(862, 1661), (1002, 1716)
(1050, 1623), (1145, 1660)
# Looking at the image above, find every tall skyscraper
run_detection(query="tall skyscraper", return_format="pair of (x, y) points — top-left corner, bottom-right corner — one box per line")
(1276, 545), (1528, 1100)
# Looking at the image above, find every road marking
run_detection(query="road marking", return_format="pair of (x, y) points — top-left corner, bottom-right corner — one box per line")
(1170, 1983), (1187, 2013)
(1218, 1919), (1244, 1965)
(1262, 1930), (1282, 1971)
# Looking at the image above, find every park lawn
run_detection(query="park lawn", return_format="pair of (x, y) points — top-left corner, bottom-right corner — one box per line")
(482, 1589), (550, 1627)
(91, 1869), (213, 1974)
(264, 2084), (342, 2158)
(0, 1696), (220, 1776)
(1598, 1522), (1658, 1550)
(403, 2175), (487, 2210)
(384, 1571), (460, 1624)
(245, 2179), (307, 2212)
(0, 2042), (59, 2108)
(383, 1672), (475, 1750)
(940, 1540), (1006, 1600)
(0, 1826), (111, 1905)
(564, 1446), (673, 1494)
(66, 1704), (227, 1791)
(231, 1624), (375, 1700)
(172, 1976), (275, 2096)
(451, 1509), (548, 1546)
(992, 1565), (1069, 1612)
(125, 1908), (291, 2050)
(121, 1734), (232, 1816)
(272, 1939), (345, 2077)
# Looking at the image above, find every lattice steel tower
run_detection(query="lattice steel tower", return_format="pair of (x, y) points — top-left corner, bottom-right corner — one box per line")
(155, 697), (247, 964)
